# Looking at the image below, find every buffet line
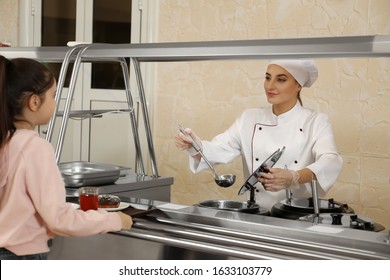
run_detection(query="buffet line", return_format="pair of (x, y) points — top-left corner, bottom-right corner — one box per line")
(49, 196), (390, 260)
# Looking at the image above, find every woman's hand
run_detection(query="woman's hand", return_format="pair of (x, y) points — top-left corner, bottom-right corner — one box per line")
(174, 127), (203, 156)
(258, 167), (300, 191)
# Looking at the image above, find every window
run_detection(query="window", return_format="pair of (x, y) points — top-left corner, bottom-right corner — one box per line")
(41, 0), (132, 89)
(41, 0), (76, 87)
(91, 0), (132, 89)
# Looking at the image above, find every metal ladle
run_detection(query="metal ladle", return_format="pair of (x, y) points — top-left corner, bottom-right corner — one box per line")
(179, 125), (236, 188)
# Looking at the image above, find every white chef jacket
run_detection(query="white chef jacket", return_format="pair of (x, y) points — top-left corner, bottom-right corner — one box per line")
(189, 102), (343, 210)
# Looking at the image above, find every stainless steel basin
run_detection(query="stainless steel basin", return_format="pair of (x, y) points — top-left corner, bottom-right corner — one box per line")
(198, 200), (260, 213)
(59, 161), (121, 187)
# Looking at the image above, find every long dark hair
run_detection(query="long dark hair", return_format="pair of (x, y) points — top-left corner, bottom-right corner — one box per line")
(0, 55), (55, 150)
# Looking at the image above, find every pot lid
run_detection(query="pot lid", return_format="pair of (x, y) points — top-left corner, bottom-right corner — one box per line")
(238, 146), (285, 195)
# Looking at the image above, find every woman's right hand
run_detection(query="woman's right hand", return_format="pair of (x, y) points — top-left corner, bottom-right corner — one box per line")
(174, 127), (203, 156)
(117, 211), (133, 230)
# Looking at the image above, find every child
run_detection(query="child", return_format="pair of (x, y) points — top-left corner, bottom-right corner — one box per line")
(0, 55), (133, 260)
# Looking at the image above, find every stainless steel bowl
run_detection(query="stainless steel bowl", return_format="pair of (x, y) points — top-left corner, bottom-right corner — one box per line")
(198, 200), (260, 213)
(59, 161), (121, 187)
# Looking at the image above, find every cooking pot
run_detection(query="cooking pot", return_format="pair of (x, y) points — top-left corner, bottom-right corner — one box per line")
(271, 197), (354, 220)
(198, 200), (269, 215)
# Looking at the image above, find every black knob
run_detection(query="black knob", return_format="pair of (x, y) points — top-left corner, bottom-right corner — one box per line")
(331, 213), (343, 225)
(350, 215), (373, 230)
(328, 198), (335, 208)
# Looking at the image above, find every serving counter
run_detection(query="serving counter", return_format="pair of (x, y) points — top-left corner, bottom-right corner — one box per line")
(49, 196), (390, 260)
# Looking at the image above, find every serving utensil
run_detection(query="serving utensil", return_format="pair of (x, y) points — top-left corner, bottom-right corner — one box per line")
(179, 125), (236, 188)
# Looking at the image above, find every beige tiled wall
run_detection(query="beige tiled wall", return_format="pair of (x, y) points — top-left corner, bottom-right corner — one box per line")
(154, 0), (390, 230)
(0, 0), (19, 46)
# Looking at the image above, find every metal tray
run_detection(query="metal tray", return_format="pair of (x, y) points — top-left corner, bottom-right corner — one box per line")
(59, 161), (121, 187)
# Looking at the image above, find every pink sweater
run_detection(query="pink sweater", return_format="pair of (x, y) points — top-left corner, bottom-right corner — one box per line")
(0, 129), (122, 256)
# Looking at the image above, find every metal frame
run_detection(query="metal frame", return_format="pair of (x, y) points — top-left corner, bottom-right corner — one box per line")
(47, 44), (146, 175)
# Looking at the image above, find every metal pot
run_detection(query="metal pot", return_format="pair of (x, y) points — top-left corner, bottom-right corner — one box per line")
(198, 200), (268, 214)
(271, 197), (354, 220)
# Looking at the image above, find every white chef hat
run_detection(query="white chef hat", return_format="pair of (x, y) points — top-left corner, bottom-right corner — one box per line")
(269, 59), (318, 88)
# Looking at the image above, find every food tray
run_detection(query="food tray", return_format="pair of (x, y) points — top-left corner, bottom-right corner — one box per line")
(59, 161), (121, 187)
(123, 203), (157, 218)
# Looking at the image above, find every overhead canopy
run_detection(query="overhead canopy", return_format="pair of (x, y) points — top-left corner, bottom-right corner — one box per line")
(1, 35), (390, 62)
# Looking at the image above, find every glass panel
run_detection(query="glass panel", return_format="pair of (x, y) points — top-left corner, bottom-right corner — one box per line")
(91, 0), (132, 89)
(42, 0), (76, 46)
(41, 0), (77, 86)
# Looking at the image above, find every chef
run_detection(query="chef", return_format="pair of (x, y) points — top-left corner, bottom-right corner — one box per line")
(175, 59), (343, 210)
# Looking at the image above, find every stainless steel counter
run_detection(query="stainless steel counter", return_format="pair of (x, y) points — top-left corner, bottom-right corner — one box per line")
(49, 197), (390, 260)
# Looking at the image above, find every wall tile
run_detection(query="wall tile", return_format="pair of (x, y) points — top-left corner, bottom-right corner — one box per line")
(0, 0), (19, 46)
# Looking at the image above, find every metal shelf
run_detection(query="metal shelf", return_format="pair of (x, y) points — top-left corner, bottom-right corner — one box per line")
(1, 35), (390, 62)
(56, 109), (133, 119)
(1, 46), (68, 61)
(83, 35), (390, 61)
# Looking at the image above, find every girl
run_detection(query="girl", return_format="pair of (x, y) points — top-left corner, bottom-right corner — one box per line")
(175, 60), (343, 210)
(0, 55), (132, 260)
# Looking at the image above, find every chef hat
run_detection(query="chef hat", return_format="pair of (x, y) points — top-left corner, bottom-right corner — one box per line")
(269, 59), (318, 88)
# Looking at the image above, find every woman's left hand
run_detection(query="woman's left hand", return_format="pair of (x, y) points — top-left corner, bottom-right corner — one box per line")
(258, 167), (296, 191)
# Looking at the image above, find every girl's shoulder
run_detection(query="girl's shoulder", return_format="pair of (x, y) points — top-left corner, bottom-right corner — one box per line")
(12, 129), (53, 153)
(14, 129), (43, 143)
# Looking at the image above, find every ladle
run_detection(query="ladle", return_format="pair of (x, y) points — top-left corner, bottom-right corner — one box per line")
(179, 125), (236, 188)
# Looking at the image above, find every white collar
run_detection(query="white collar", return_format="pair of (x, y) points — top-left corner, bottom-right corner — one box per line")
(271, 101), (303, 124)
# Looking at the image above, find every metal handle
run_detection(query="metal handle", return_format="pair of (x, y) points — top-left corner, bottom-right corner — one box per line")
(285, 189), (292, 204)
(311, 179), (320, 224)
(178, 125), (201, 152)
(178, 125), (219, 180)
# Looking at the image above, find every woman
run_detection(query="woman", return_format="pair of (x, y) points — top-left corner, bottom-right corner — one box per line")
(0, 56), (132, 260)
(175, 60), (343, 210)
